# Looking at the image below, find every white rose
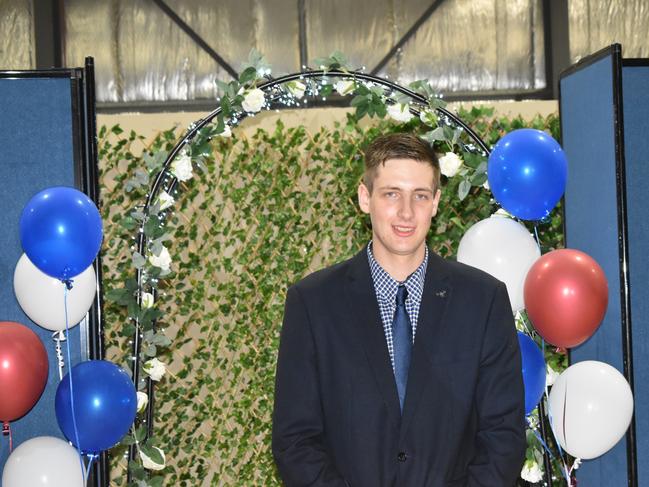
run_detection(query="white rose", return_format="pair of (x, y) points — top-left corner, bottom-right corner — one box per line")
(148, 246), (172, 271)
(171, 153), (193, 182)
(157, 190), (174, 211)
(143, 357), (166, 381)
(419, 109), (437, 126)
(483, 178), (490, 191)
(141, 292), (154, 309)
(137, 391), (149, 413)
(287, 80), (306, 99)
(521, 460), (544, 483)
(334, 80), (354, 95)
(242, 88), (265, 112)
(438, 152), (463, 177)
(219, 125), (232, 138)
(387, 103), (413, 123)
(139, 446), (166, 471)
(546, 364), (560, 387)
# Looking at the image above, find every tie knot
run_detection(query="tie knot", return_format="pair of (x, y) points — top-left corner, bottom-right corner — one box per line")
(396, 285), (408, 306)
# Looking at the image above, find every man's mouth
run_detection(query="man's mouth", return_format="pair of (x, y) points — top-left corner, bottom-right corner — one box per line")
(393, 225), (415, 237)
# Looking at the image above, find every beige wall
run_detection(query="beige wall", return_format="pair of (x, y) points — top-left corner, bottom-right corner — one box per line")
(97, 100), (558, 142)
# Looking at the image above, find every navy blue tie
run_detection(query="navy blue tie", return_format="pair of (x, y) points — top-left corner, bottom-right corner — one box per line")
(393, 285), (412, 412)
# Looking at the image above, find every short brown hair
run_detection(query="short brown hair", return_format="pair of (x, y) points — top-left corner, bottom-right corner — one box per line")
(362, 133), (440, 192)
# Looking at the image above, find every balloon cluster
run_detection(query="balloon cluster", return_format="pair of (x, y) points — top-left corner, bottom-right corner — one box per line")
(2, 187), (138, 486)
(457, 129), (633, 466)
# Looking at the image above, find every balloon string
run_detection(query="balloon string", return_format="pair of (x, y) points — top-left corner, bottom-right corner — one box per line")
(64, 286), (86, 484)
(2, 421), (12, 452)
(84, 453), (99, 486)
(533, 222), (542, 252)
(526, 416), (555, 460)
(541, 338), (573, 486)
(53, 330), (67, 380)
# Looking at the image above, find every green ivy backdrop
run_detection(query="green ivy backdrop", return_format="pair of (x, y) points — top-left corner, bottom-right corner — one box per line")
(98, 106), (564, 486)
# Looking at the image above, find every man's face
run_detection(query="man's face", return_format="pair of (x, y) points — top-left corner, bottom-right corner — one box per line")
(358, 158), (441, 263)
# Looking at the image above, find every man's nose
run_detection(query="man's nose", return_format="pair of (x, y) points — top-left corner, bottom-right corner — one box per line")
(398, 198), (414, 219)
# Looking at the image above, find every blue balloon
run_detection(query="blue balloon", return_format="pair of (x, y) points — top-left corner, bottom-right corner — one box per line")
(20, 186), (103, 280)
(517, 332), (546, 415)
(488, 129), (567, 220)
(55, 360), (137, 454)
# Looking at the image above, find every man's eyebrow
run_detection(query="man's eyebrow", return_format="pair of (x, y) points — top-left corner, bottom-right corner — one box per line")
(376, 185), (434, 192)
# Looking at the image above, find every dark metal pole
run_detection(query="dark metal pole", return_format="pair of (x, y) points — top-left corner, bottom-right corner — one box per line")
(371, 0), (447, 75)
(150, 0), (238, 79)
(298, 0), (308, 68)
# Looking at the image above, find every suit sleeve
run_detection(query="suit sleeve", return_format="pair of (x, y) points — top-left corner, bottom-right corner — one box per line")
(467, 282), (527, 487)
(272, 285), (349, 487)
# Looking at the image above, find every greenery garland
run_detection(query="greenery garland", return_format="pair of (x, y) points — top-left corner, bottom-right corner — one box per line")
(99, 50), (566, 486)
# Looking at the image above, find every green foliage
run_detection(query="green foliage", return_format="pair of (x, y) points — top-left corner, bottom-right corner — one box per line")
(99, 105), (563, 485)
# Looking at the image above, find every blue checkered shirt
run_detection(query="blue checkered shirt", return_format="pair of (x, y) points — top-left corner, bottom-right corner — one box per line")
(367, 242), (428, 371)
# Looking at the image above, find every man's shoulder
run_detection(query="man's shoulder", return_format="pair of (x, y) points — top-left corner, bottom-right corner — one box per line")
(291, 252), (360, 294)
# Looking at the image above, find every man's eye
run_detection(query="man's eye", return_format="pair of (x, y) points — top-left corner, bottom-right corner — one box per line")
(414, 193), (429, 201)
(384, 192), (397, 198)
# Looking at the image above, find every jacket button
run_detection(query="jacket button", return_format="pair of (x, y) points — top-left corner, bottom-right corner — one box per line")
(397, 451), (407, 462)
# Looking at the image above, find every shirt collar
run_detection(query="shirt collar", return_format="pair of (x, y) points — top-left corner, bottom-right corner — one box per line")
(367, 241), (428, 304)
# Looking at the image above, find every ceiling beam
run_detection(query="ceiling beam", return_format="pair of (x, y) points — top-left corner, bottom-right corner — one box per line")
(151, 0), (238, 79)
(371, 0), (447, 75)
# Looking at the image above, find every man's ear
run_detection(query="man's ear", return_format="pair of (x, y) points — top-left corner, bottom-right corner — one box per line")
(358, 183), (371, 214)
(431, 188), (442, 217)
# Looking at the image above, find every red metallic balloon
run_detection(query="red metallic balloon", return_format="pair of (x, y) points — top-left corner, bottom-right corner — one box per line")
(524, 249), (608, 348)
(0, 321), (49, 422)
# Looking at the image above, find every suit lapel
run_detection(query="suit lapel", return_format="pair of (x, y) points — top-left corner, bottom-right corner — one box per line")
(400, 252), (452, 438)
(344, 250), (401, 427)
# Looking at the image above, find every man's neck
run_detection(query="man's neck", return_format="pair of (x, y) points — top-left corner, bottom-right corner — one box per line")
(372, 244), (426, 282)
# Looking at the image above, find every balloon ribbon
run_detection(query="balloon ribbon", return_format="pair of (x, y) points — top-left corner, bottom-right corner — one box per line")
(64, 285), (86, 485)
(2, 421), (12, 452)
(53, 330), (67, 380)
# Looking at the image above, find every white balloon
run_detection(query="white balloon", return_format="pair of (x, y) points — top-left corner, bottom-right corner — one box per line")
(548, 360), (634, 459)
(457, 215), (540, 311)
(2, 436), (84, 487)
(13, 253), (96, 331)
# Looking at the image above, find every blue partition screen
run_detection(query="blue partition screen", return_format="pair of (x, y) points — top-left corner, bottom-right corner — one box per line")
(622, 63), (649, 487)
(0, 77), (83, 471)
(560, 51), (628, 485)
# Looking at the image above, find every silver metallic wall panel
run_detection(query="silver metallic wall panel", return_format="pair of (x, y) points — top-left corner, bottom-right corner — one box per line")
(65, 0), (298, 103)
(569, 0), (649, 61)
(63, 0), (549, 103)
(0, 0), (35, 70)
(396, 0), (545, 91)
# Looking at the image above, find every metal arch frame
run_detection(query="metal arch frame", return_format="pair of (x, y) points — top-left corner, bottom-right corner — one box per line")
(126, 68), (492, 478)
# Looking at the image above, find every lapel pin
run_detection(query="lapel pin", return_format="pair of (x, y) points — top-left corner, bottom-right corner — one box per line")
(435, 290), (447, 298)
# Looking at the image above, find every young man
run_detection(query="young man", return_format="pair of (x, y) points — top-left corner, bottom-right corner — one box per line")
(273, 133), (526, 486)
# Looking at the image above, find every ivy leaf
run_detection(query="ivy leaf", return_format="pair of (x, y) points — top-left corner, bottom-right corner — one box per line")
(238, 66), (258, 85)
(470, 171), (488, 186)
(320, 84), (333, 97)
(240, 48), (270, 77)
(144, 344), (157, 357)
(143, 218), (160, 238)
(131, 210), (146, 222)
(120, 322), (136, 337)
(132, 252), (146, 269)
(463, 152), (485, 169)
(119, 216), (138, 231)
(134, 425), (148, 442)
(420, 127), (445, 144)
(458, 179), (471, 200)
(140, 444), (165, 465)
(105, 288), (133, 306)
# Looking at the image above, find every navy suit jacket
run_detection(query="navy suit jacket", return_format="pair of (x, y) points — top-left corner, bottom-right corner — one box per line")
(272, 249), (526, 486)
